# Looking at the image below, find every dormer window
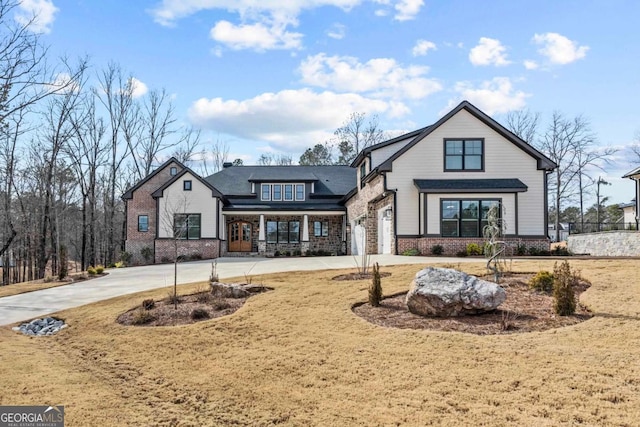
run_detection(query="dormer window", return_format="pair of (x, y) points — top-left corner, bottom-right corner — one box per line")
(260, 183), (305, 201)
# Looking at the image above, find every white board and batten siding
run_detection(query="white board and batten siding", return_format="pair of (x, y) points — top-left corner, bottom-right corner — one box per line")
(386, 109), (546, 236)
(157, 172), (219, 238)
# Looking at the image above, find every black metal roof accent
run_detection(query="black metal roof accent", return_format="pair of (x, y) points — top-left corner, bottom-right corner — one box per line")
(413, 178), (528, 193)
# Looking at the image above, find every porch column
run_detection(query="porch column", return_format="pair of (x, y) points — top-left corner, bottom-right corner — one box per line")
(258, 214), (266, 254)
(220, 214), (226, 240)
(302, 214), (310, 254)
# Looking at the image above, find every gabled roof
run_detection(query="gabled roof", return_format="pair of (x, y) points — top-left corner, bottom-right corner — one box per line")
(378, 101), (557, 172)
(413, 178), (528, 193)
(122, 157), (185, 200)
(206, 165), (356, 197)
(350, 126), (431, 167)
(622, 166), (640, 179)
(151, 167), (224, 200)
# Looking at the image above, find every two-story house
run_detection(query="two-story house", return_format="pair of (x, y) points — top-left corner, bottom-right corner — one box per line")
(122, 101), (556, 263)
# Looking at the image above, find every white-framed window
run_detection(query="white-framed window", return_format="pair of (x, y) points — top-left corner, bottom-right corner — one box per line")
(284, 184), (293, 201)
(261, 184), (271, 201)
(272, 184), (282, 201)
(295, 184), (304, 201)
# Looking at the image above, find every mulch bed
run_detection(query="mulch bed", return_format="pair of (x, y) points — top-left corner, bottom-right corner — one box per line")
(117, 287), (271, 327)
(353, 273), (593, 335)
(333, 272), (392, 281)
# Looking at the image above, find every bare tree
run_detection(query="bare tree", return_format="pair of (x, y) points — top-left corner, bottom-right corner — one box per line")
(334, 112), (385, 165)
(171, 127), (201, 166)
(504, 109), (540, 144)
(198, 138), (229, 176)
(257, 152), (293, 166)
(159, 194), (190, 309)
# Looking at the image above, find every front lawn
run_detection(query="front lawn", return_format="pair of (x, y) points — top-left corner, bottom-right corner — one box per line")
(1, 260), (639, 426)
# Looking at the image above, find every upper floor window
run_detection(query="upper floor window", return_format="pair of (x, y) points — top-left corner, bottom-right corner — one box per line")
(444, 139), (483, 171)
(138, 215), (149, 232)
(261, 183), (305, 201)
(170, 166), (177, 176)
(359, 162), (367, 188)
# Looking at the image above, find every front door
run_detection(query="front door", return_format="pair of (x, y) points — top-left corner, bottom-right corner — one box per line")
(229, 222), (252, 252)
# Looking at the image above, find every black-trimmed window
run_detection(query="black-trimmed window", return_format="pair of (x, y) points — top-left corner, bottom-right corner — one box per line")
(170, 167), (177, 176)
(138, 215), (149, 232)
(266, 220), (300, 243)
(314, 221), (329, 237)
(183, 180), (192, 191)
(441, 199), (500, 237)
(174, 214), (201, 239)
(359, 162), (367, 188)
(444, 139), (483, 171)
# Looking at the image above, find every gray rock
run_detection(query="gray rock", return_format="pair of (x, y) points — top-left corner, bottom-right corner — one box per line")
(13, 317), (68, 336)
(210, 282), (250, 298)
(405, 267), (506, 317)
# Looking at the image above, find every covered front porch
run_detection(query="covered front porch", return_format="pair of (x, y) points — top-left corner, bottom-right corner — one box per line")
(222, 211), (347, 256)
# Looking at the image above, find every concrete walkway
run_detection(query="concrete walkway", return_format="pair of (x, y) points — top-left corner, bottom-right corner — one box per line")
(0, 254), (475, 326)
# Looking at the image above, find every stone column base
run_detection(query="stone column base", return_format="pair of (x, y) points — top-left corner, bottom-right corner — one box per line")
(258, 241), (266, 254)
(301, 241), (310, 254)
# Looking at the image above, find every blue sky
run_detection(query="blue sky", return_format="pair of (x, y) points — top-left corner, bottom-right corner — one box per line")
(21, 0), (640, 204)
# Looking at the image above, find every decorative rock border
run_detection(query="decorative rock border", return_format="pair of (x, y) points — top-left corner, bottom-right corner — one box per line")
(12, 317), (67, 336)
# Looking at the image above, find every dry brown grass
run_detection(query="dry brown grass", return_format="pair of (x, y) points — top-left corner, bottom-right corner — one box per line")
(0, 272), (96, 298)
(1, 260), (640, 426)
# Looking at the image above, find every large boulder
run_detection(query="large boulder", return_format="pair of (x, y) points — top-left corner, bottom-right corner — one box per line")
(405, 267), (506, 317)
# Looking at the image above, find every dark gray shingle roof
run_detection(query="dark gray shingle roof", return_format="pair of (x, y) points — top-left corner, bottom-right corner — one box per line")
(205, 165), (356, 196)
(413, 179), (528, 193)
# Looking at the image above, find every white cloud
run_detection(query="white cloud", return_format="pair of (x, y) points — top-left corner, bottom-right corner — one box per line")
(326, 23), (346, 39)
(129, 77), (149, 98)
(47, 72), (79, 93)
(412, 39), (436, 56)
(444, 77), (529, 115)
(15, 0), (58, 34)
(532, 32), (589, 65)
(188, 89), (408, 151)
(394, 0), (423, 21)
(299, 53), (442, 100)
(524, 60), (539, 70)
(210, 20), (303, 51)
(469, 37), (511, 66)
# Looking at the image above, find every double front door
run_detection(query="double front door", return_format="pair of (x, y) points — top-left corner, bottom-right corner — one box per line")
(229, 221), (252, 252)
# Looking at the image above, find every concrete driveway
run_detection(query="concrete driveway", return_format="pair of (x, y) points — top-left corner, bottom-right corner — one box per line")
(0, 254), (474, 326)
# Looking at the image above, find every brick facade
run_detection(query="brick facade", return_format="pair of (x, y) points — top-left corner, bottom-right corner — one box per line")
(154, 239), (220, 263)
(397, 236), (550, 256)
(125, 160), (184, 265)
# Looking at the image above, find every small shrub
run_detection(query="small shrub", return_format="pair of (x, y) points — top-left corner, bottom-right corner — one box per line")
(285, 251), (291, 257)
(552, 246), (571, 256)
(166, 292), (181, 305)
(212, 300), (232, 310)
(120, 251), (132, 265)
(132, 308), (154, 325)
(140, 246), (153, 263)
(191, 308), (210, 320)
(466, 243), (483, 256)
(87, 266), (97, 276)
(516, 243), (527, 256)
(141, 299), (155, 310)
(368, 263), (383, 307)
(553, 261), (576, 316)
(431, 245), (444, 255)
(160, 256), (171, 263)
(294, 250), (301, 256)
(95, 265), (105, 274)
(402, 248), (420, 256)
(114, 261), (124, 268)
(44, 275), (54, 283)
(456, 250), (468, 257)
(274, 250), (281, 257)
(527, 247), (540, 256)
(500, 310), (520, 331)
(196, 291), (211, 303)
(189, 253), (203, 260)
(529, 271), (554, 293)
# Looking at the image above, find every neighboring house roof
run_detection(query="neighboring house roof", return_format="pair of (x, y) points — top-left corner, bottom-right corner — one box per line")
(151, 167), (225, 200)
(622, 166), (640, 178)
(350, 126), (431, 168)
(377, 101), (557, 172)
(205, 165), (356, 197)
(413, 178), (528, 193)
(122, 157), (186, 200)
